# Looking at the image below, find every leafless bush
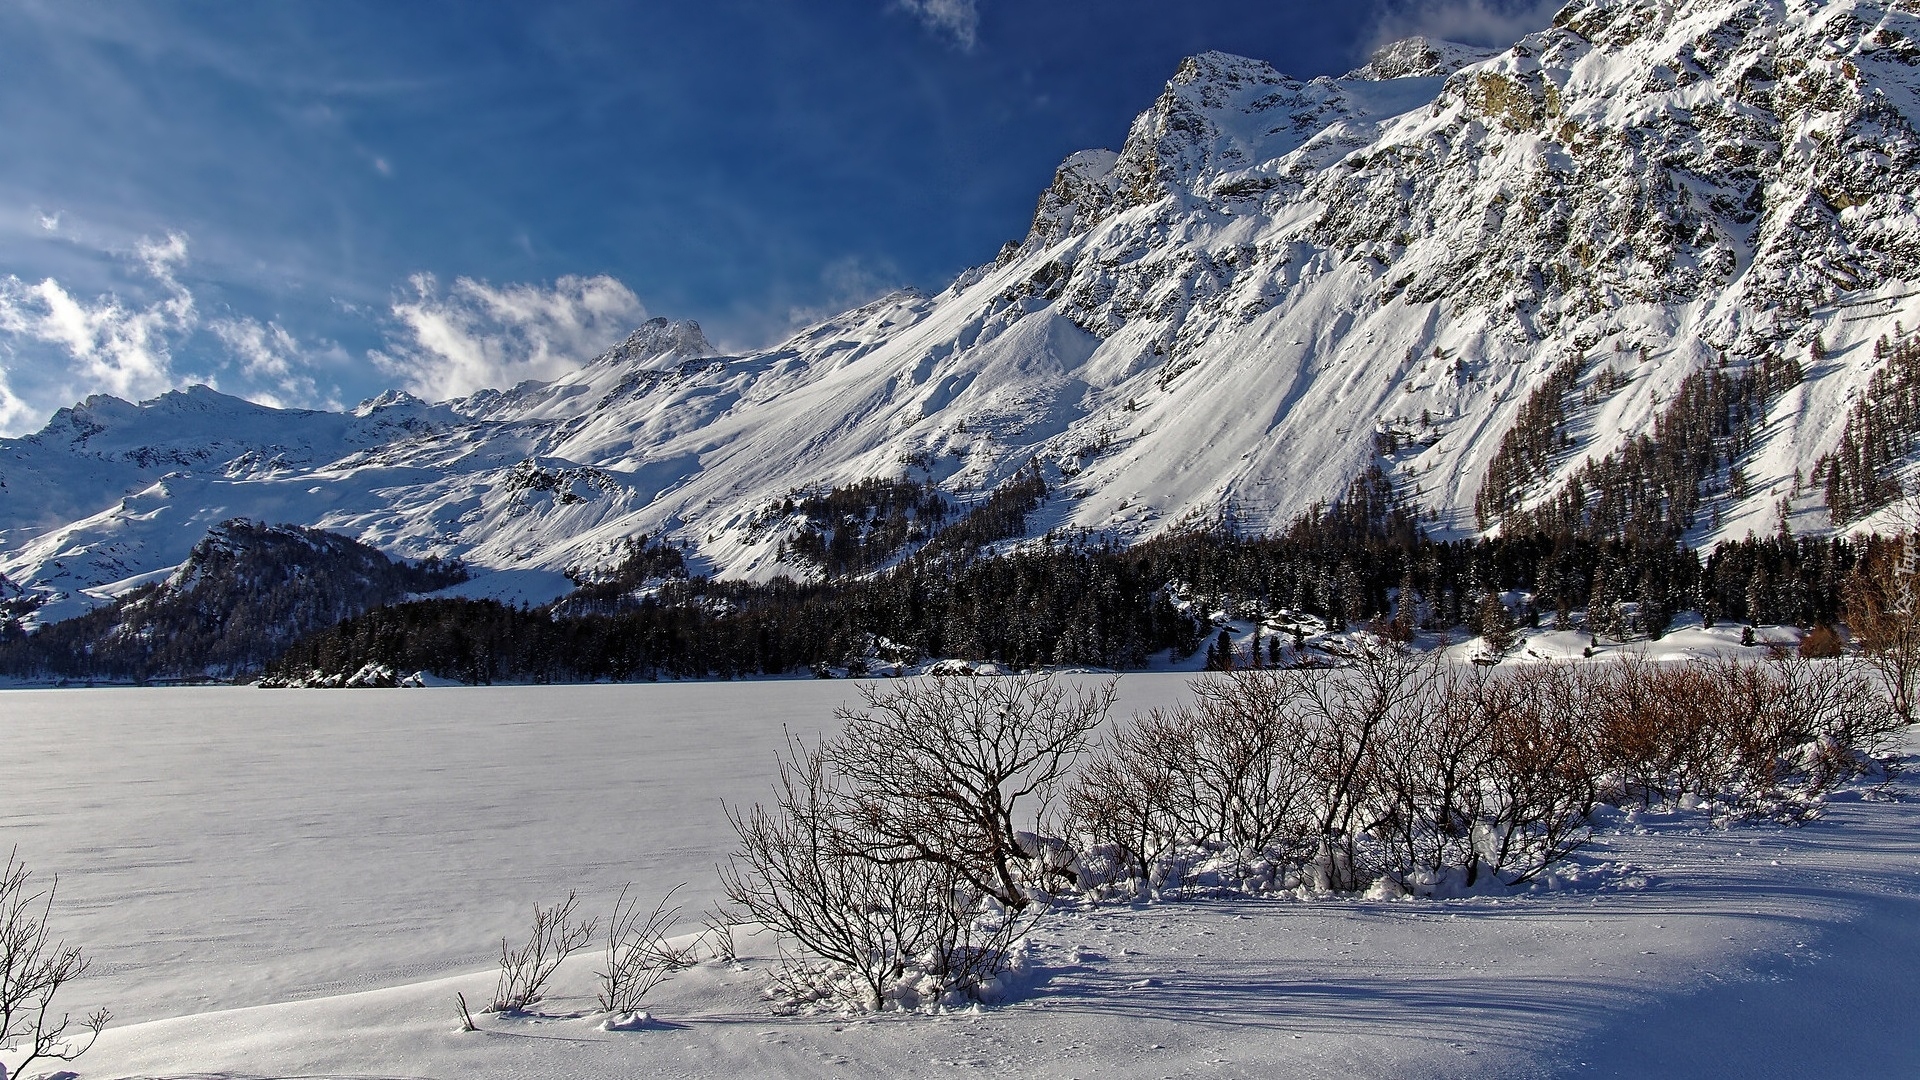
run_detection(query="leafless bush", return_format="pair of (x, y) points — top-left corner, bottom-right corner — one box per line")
(1712, 651), (1898, 805)
(1185, 673), (1318, 864)
(1298, 638), (1439, 890)
(1577, 652), (1897, 814)
(700, 908), (738, 963)
(1066, 709), (1189, 886)
(1068, 644), (1897, 901)
(489, 890), (596, 1013)
(1067, 671), (1314, 889)
(596, 883), (686, 1014)
(1585, 654), (1718, 805)
(1355, 661), (1603, 891)
(1475, 664), (1604, 882)
(723, 738), (1026, 1010)
(821, 675), (1114, 909)
(1844, 533), (1920, 725)
(723, 674), (1100, 1011)
(1365, 663), (1505, 888)
(0, 851), (109, 1075)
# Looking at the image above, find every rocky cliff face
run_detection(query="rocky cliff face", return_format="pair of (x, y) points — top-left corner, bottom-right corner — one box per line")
(4, 0), (1920, 621)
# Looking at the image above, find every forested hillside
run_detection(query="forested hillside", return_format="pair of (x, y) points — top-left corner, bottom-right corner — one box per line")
(0, 520), (465, 681)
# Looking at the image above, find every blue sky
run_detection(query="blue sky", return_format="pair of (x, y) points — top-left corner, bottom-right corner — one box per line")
(0, 0), (1557, 433)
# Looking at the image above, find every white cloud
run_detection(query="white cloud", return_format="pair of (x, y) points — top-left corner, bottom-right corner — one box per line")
(209, 316), (299, 380)
(37, 212), (61, 232)
(372, 273), (645, 401)
(207, 315), (338, 410)
(0, 231), (353, 432)
(0, 230), (196, 404)
(1371, 0), (1558, 50)
(0, 369), (35, 434)
(895, 0), (978, 49)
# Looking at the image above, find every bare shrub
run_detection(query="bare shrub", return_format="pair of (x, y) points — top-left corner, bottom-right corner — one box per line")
(596, 883), (686, 1014)
(1358, 662), (1603, 891)
(1068, 671), (1315, 890)
(0, 851), (110, 1075)
(1745, 650), (1901, 796)
(1844, 535), (1920, 725)
(489, 890), (597, 1013)
(1298, 638), (1438, 890)
(1184, 672), (1317, 865)
(1365, 663), (1505, 888)
(1584, 654), (1717, 805)
(723, 738), (1028, 1010)
(1799, 625), (1844, 659)
(1066, 645), (1898, 904)
(1067, 709), (1189, 887)
(700, 909), (738, 963)
(1475, 664), (1604, 882)
(1578, 652), (1897, 814)
(822, 675), (1114, 909)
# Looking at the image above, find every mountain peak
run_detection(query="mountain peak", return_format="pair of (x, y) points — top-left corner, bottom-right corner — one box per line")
(1169, 50), (1287, 91)
(592, 317), (714, 370)
(353, 389), (430, 416)
(7, 0), (1920, 625)
(1346, 36), (1499, 80)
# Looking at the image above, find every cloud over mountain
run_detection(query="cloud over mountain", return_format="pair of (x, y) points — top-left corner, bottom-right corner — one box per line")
(0, 232), (197, 431)
(372, 273), (645, 402)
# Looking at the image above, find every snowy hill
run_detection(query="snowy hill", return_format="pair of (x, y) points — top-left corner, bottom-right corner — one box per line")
(6, 0), (1920, 622)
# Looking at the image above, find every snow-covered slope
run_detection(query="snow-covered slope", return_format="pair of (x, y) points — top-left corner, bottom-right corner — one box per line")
(7, 0), (1920, 619)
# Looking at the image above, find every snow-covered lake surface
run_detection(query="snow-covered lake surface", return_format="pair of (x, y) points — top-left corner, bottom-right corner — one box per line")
(4, 678), (1918, 1078)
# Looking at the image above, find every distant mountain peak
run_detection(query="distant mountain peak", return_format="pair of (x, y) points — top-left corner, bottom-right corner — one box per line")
(591, 317), (714, 370)
(1346, 36), (1500, 80)
(1169, 50), (1288, 91)
(353, 389), (431, 416)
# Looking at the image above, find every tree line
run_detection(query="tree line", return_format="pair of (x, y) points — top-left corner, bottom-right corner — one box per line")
(0, 458), (1904, 685)
(1820, 327), (1920, 524)
(1481, 347), (1805, 543)
(270, 481), (1881, 685)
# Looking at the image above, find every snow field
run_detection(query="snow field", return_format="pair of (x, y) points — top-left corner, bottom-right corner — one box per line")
(1, 676), (1916, 1078)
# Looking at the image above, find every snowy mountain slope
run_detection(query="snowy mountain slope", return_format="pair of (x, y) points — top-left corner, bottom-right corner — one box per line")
(6, 0), (1920, 620)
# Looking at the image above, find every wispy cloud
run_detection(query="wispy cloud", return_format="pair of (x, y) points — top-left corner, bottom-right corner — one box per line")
(895, 0), (979, 50)
(1370, 0), (1558, 51)
(0, 230), (358, 431)
(797, 255), (903, 325)
(207, 315), (339, 410)
(0, 375), (31, 434)
(372, 273), (645, 401)
(0, 223), (649, 431)
(0, 232), (197, 408)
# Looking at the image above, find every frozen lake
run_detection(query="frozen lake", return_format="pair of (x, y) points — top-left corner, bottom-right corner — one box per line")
(3, 677), (1918, 1079)
(0, 676), (1200, 1024)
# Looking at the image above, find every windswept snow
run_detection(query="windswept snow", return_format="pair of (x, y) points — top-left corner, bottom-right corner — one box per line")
(1, 678), (1915, 1078)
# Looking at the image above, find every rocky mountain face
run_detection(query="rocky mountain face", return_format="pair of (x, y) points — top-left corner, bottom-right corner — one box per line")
(3, 0), (1919, 623)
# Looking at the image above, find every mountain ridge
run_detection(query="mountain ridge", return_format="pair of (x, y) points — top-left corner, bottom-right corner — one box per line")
(4, 0), (1920, 624)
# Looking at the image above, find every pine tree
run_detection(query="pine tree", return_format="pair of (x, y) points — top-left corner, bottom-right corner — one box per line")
(1479, 592), (1518, 655)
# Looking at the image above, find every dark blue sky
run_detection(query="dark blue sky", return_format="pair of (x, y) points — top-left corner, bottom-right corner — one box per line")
(0, 0), (1555, 430)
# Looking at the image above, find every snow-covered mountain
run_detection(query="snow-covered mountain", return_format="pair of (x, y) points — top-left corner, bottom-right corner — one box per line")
(6, 0), (1920, 622)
